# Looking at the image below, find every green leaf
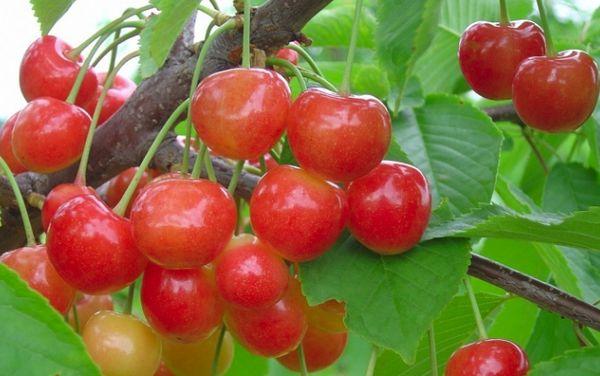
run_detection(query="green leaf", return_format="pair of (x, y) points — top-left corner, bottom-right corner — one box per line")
(317, 62), (390, 98)
(529, 347), (600, 376)
(300, 237), (471, 363)
(526, 310), (581, 365)
(29, 0), (76, 35)
(0, 264), (100, 375)
(228, 342), (269, 376)
(542, 163), (600, 213)
(394, 94), (502, 215)
(139, 0), (198, 78)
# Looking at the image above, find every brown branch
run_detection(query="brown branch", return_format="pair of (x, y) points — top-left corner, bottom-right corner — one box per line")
(484, 104), (523, 125)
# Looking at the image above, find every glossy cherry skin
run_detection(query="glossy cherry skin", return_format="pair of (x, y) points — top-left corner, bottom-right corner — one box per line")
(0, 245), (75, 315)
(0, 112), (27, 173)
(191, 68), (291, 160)
(41, 183), (97, 230)
(250, 165), (348, 262)
(286, 88), (391, 182)
(46, 195), (147, 294)
(81, 72), (136, 125)
(215, 234), (289, 309)
(225, 278), (308, 357)
(445, 339), (529, 376)
(20, 35), (98, 104)
(12, 97), (91, 173)
(458, 20), (546, 99)
(273, 43), (300, 76)
(347, 161), (431, 255)
(306, 300), (346, 333)
(141, 263), (224, 342)
(105, 167), (157, 216)
(82, 311), (161, 376)
(68, 294), (114, 330)
(512, 50), (600, 132)
(277, 325), (348, 372)
(131, 178), (237, 268)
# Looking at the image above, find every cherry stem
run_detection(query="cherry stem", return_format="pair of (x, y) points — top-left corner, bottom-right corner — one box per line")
(266, 57), (307, 91)
(297, 344), (309, 376)
(66, 32), (111, 104)
(521, 126), (549, 175)
(72, 304), (80, 333)
(259, 155), (266, 174)
(75, 51), (140, 186)
(191, 144), (208, 179)
(108, 29), (121, 73)
(209, 0), (220, 10)
(535, 0), (556, 56)
(197, 4), (231, 25)
(211, 325), (227, 376)
(298, 67), (338, 92)
(428, 325), (438, 376)
(286, 43), (323, 76)
(464, 277), (488, 339)
(242, 0), (252, 68)
(228, 160), (245, 194)
(113, 99), (190, 216)
(204, 152), (217, 182)
(365, 346), (378, 376)
(573, 322), (594, 347)
(499, 0), (510, 25)
(0, 157), (36, 246)
(92, 29), (141, 67)
(124, 281), (135, 315)
(339, 0), (364, 96)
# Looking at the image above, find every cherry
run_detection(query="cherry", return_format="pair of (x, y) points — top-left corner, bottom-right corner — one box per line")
(225, 278), (308, 357)
(277, 325), (348, 372)
(81, 72), (136, 125)
(191, 68), (291, 160)
(41, 183), (97, 231)
(458, 21), (546, 99)
(141, 263), (224, 343)
(82, 311), (161, 376)
(305, 300), (346, 333)
(161, 329), (235, 376)
(0, 112), (27, 174)
(347, 161), (431, 255)
(131, 178), (236, 268)
(445, 339), (529, 376)
(0, 245), (75, 315)
(68, 294), (114, 330)
(286, 88), (391, 182)
(275, 43), (299, 66)
(215, 234), (289, 309)
(250, 165), (348, 262)
(46, 195), (147, 294)
(11, 97), (91, 173)
(105, 167), (157, 215)
(20, 35), (98, 104)
(249, 153), (279, 171)
(512, 50), (599, 132)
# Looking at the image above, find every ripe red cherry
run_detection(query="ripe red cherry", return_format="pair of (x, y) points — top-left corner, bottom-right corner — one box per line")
(20, 35), (98, 104)
(131, 178), (237, 268)
(191, 68), (291, 160)
(305, 300), (346, 333)
(215, 234), (289, 309)
(225, 278), (308, 357)
(286, 88), (391, 182)
(81, 72), (136, 125)
(46, 195), (147, 294)
(12, 97), (91, 173)
(273, 43), (300, 76)
(347, 161), (431, 255)
(141, 263), (224, 343)
(458, 21), (546, 99)
(277, 325), (348, 372)
(105, 167), (157, 215)
(0, 112), (27, 173)
(250, 165), (348, 262)
(68, 294), (114, 330)
(513, 50), (599, 132)
(41, 183), (97, 230)
(1, 245), (75, 315)
(445, 339), (529, 376)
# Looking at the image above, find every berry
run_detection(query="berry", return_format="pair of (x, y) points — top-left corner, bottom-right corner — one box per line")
(305, 300), (346, 333)
(458, 20), (546, 99)
(445, 339), (529, 376)
(81, 72), (136, 125)
(191, 68), (291, 160)
(250, 165), (348, 262)
(68, 294), (114, 330)
(286, 88), (391, 182)
(41, 183), (97, 231)
(105, 167), (157, 215)
(347, 161), (431, 255)
(0, 112), (27, 174)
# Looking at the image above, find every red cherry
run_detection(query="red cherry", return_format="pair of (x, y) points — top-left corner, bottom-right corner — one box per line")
(250, 165), (348, 262)
(276, 325), (348, 372)
(286, 88), (391, 182)
(445, 339), (529, 376)
(46, 195), (147, 294)
(512, 50), (599, 132)
(305, 300), (346, 333)
(0, 112), (27, 174)
(1, 245), (75, 314)
(41, 183), (97, 231)
(141, 263), (223, 342)
(81, 72), (136, 125)
(68, 294), (114, 330)
(105, 167), (157, 215)
(347, 161), (431, 255)
(191, 68), (291, 160)
(215, 234), (289, 309)
(248, 153), (279, 171)
(458, 20), (546, 99)
(273, 43), (300, 76)
(20, 35), (98, 104)
(131, 178), (237, 268)
(225, 278), (308, 357)
(12, 97), (91, 173)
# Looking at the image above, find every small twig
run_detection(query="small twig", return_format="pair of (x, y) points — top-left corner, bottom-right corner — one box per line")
(520, 125), (549, 174)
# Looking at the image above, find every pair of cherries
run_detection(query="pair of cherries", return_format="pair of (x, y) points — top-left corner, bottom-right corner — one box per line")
(459, 20), (599, 132)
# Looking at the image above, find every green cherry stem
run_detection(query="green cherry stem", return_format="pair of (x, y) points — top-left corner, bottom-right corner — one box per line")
(499, 0), (510, 25)
(72, 304), (80, 333)
(298, 67), (338, 92)
(228, 160), (245, 194)
(92, 29), (141, 67)
(259, 155), (266, 174)
(108, 29), (121, 73)
(113, 99), (190, 216)
(124, 281), (136, 315)
(66, 32), (111, 104)
(211, 325), (227, 376)
(266, 57), (307, 91)
(464, 277), (488, 339)
(242, 0), (252, 68)
(209, 0), (220, 10)
(297, 344), (309, 376)
(286, 43), (323, 76)
(365, 346), (378, 376)
(204, 151), (217, 182)
(191, 144), (208, 179)
(339, 0), (364, 96)
(535, 0), (556, 56)
(429, 325), (438, 376)
(0, 157), (36, 246)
